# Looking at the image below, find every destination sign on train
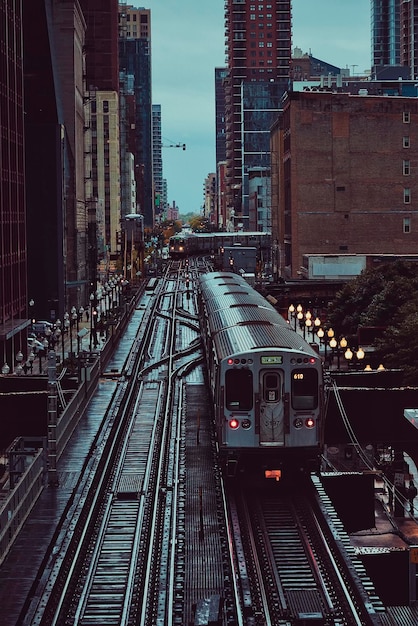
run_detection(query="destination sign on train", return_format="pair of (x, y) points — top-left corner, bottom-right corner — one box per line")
(260, 356), (283, 365)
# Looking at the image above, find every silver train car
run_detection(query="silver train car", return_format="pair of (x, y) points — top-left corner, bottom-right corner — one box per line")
(198, 272), (324, 478)
(168, 231), (198, 258)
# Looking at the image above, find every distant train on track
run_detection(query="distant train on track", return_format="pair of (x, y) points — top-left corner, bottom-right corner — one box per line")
(198, 272), (324, 478)
(169, 230), (271, 259)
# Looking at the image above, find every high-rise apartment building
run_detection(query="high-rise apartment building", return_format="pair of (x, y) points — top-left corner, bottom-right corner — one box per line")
(215, 67), (228, 166)
(152, 105), (166, 221)
(81, 0), (120, 277)
(24, 0), (88, 322)
(81, 0), (120, 92)
(400, 0), (418, 79)
(371, 0), (400, 69)
(371, 1), (418, 79)
(119, 6), (153, 229)
(223, 0), (291, 230)
(0, 0), (28, 373)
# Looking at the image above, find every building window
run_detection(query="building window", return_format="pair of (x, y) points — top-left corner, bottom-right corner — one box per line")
(103, 100), (109, 113)
(403, 136), (410, 148)
(404, 217), (411, 233)
(403, 160), (411, 175)
(404, 188), (411, 203)
(403, 111), (411, 123)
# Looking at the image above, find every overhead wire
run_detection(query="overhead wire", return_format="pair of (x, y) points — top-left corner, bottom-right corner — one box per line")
(327, 378), (418, 521)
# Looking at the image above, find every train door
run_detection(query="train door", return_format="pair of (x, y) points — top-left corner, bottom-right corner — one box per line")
(259, 370), (284, 445)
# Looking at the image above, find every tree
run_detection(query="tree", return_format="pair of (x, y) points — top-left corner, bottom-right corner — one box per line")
(374, 297), (418, 385)
(328, 260), (418, 383)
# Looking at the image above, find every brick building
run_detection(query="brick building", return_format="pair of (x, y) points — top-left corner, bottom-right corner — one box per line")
(271, 90), (418, 279)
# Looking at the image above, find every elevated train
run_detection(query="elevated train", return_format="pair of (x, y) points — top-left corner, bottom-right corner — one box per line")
(198, 272), (324, 478)
(169, 231), (271, 259)
(168, 231), (198, 258)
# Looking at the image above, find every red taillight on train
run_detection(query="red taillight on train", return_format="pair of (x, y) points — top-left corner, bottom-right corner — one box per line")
(294, 417), (315, 429)
(229, 418), (239, 429)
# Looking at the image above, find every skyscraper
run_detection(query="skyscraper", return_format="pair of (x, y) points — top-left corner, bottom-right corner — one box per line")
(370, 1), (418, 80)
(81, 0), (120, 274)
(0, 0), (27, 373)
(400, 0), (418, 79)
(24, 0), (86, 322)
(152, 104), (166, 221)
(223, 0), (291, 230)
(371, 0), (401, 71)
(119, 6), (153, 229)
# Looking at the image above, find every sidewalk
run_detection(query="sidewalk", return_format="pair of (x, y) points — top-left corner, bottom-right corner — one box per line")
(27, 318), (105, 375)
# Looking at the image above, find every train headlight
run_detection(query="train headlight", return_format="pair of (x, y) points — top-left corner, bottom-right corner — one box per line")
(242, 419), (251, 430)
(229, 418), (239, 430)
(305, 417), (315, 429)
(293, 418), (303, 429)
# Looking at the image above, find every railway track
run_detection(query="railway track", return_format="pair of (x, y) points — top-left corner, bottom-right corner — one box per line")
(24, 264), (204, 625)
(223, 474), (385, 625)
(13, 257), (394, 626)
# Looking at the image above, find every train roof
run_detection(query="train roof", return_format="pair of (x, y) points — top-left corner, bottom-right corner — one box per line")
(169, 231), (196, 239)
(199, 272), (318, 359)
(193, 231), (271, 238)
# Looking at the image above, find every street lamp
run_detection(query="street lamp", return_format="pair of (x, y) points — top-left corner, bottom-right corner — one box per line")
(15, 350), (24, 376)
(26, 350), (35, 374)
(29, 298), (35, 323)
(296, 306), (304, 332)
(317, 327), (325, 350)
(344, 347), (353, 364)
(313, 316), (321, 340)
(89, 292), (98, 350)
(357, 347), (365, 361)
(288, 304), (296, 330)
(304, 316), (312, 339)
(329, 336), (348, 370)
(124, 213), (143, 281)
(344, 346), (365, 369)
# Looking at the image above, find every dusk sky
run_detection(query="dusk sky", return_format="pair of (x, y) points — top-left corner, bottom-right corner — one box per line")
(144, 0), (371, 216)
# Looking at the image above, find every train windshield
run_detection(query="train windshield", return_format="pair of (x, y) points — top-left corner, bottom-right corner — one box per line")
(291, 369), (318, 410)
(225, 369), (253, 410)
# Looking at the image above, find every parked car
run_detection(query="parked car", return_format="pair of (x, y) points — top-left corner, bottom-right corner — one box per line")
(31, 321), (53, 335)
(27, 337), (45, 352)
